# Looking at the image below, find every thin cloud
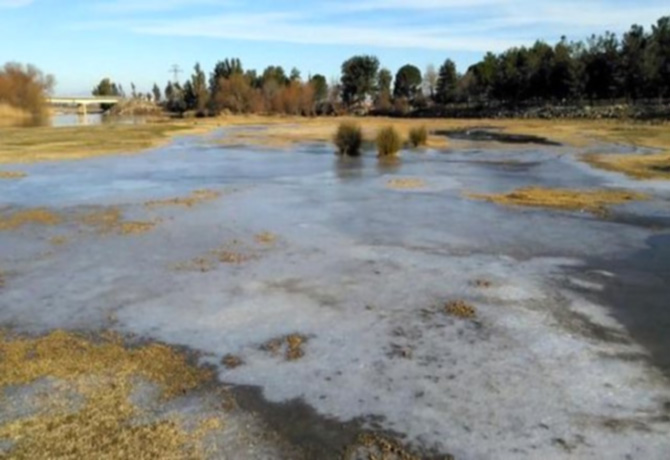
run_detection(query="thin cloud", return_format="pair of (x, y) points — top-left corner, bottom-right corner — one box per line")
(0, 0), (33, 8)
(75, 0), (670, 54)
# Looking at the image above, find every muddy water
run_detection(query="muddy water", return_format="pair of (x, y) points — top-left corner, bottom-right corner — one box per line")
(1, 131), (669, 459)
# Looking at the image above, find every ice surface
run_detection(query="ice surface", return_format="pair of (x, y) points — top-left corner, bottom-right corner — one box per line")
(1, 136), (669, 458)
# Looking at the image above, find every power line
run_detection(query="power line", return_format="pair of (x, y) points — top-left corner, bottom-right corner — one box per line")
(169, 64), (183, 83)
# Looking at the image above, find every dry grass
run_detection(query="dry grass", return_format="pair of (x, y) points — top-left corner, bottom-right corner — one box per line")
(386, 178), (426, 190)
(221, 354), (244, 369)
(468, 187), (648, 216)
(145, 189), (220, 209)
(0, 330), (221, 459)
(79, 207), (158, 235)
(216, 116), (450, 150)
(0, 170), (26, 179)
(582, 152), (670, 180)
(445, 300), (477, 319)
(0, 208), (61, 231)
(170, 239), (264, 273)
(343, 433), (433, 460)
(49, 235), (68, 246)
(255, 231), (277, 244)
(211, 116), (670, 154)
(262, 334), (308, 361)
(376, 126), (403, 157)
(0, 122), (201, 164)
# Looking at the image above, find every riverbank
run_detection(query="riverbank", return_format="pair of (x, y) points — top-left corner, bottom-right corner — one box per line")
(0, 121), (211, 164)
(1, 116), (669, 184)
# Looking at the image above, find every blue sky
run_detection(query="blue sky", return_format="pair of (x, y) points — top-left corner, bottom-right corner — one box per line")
(1, 0), (668, 95)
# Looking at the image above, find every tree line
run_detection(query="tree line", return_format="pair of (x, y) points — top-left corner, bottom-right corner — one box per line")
(91, 15), (669, 116)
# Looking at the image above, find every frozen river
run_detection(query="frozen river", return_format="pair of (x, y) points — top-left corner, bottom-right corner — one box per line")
(1, 129), (669, 459)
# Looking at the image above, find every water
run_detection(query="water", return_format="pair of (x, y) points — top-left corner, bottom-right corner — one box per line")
(1, 134), (669, 458)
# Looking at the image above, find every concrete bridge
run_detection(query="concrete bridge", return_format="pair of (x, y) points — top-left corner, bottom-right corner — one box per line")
(47, 96), (123, 115)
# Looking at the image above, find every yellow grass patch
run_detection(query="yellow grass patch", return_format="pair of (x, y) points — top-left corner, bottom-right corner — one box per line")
(254, 231), (277, 245)
(0, 122), (203, 164)
(582, 152), (670, 180)
(79, 207), (158, 235)
(145, 189), (220, 209)
(445, 300), (477, 319)
(344, 433), (428, 460)
(0, 208), (62, 231)
(0, 170), (26, 179)
(0, 330), (221, 459)
(222, 354), (244, 369)
(387, 178), (426, 190)
(262, 334), (308, 361)
(468, 187), (648, 216)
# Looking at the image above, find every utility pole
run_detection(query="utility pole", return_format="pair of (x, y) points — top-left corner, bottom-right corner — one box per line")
(169, 64), (183, 83)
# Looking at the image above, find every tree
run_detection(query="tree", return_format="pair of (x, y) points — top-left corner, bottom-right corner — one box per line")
(309, 74), (328, 102)
(619, 25), (648, 101)
(393, 64), (422, 101)
(152, 83), (162, 103)
(646, 16), (670, 98)
(376, 68), (393, 109)
(581, 32), (621, 101)
(209, 58), (243, 94)
(290, 67), (301, 82)
(262, 66), (288, 86)
(212, 73), (255, 113)
(550, 38), (579, 101)
(424, 64), (438, 99)
(0, 62), (55, 120)
(92, 78), (120, 97)
(130, 82), (138, 99)
(187, 63), (209, 114)
(164, 81), (186, 113)
(435, 59), (458, 103)
(340, 55), (380, 106)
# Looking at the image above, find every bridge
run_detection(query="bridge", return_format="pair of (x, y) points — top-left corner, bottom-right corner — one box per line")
(47, 96), (123, 115)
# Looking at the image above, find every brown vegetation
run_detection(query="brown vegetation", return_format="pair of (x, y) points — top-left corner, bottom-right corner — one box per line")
(582, 152), (670, 180)
(468, 187), (648, 216)
(0, 63), (54, 123)
(408, 126), (428, 147)
(145, 189), (220, 208)
(0, 330), (220, 459)
(445, 300), (477, 319)
(376, 126), (403, 157)
(344, 433), (434, 460)
(0, 122), (198, 164)
(222, 354), (244, 369)
(79, 207), (157, 235)
(0, 208), (62, 231)
(211, 75), (317, 116)
(262, 334), (308, 361)
(0, 170), (26, 179)
(334, 122), (363, 156)
(386, 178), (426, 190)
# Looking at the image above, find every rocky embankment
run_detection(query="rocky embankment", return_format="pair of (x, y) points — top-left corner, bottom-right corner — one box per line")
(403, 103), (670, 120)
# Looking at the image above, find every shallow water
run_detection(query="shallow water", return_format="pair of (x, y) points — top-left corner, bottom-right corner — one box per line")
(1, 132), (669, 458)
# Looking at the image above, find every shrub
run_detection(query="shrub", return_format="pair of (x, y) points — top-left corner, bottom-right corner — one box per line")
(376, 126), (403, 157)
(334, 122), (363, 156)
(409, 126), (428, 147)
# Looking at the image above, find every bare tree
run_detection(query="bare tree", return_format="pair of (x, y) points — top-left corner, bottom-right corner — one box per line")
(424, 64), (438, 99)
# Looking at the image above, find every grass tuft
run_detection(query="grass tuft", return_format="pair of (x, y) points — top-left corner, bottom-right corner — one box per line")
(334, 122), (363, 156)
(468, 186), (648, 216)
(408, 126), (428, 148)
(376, 126), (403, 157)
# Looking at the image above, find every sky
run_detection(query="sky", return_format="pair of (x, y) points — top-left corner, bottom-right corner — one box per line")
(0, 0), (668, 95)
